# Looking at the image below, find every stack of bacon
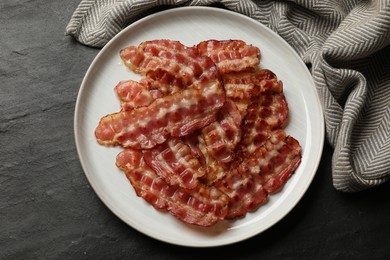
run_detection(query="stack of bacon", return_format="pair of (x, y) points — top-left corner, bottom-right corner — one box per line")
(95, 39), (302, 227)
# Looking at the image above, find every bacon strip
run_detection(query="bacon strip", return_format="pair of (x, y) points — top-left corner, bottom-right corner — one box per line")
(216, 130), (302, 219)
(239, 93), (289, 156)
(222, 69), (283, 116)
(197, 99), (242, 184)
(201, 99), (242, 164)
(254, 135), (302, 194)
(116, 149), (229, 227)
(216, 168), (268, 219)
(115, 79), (163, 111)
(95, 85), (225, 149)
(120, 40), (218, 87)
(197, 40), (260, 74)
(143, 138), (205, 189)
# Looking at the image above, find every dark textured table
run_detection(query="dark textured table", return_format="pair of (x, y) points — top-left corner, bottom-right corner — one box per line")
(1, 1), (389, 259)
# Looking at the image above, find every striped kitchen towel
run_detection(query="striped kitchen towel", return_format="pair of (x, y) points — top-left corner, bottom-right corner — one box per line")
(66, 0), (390, 192)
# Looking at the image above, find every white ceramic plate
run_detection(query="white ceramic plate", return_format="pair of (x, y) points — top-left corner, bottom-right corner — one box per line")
(74, 6), (324, 247)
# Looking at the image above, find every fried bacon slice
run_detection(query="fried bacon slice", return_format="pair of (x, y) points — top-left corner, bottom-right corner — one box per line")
(201, 99), (242, 164)
(116, 149), (229, 227)
(239, 93), (289, 156)
(115, 74), (186, 112)
(216, 167), (268, 219)
(246, 133), (302, 194)
(95, 85), (225, 149)
(120, 39), (219, 87)
(216, 130), (302, 219)
(115, 79), (163, 111)
(197, 40), (260, 74)
(197, 99), (242, 184)
(222, 69), (283, 116)
(143, 138), (205, 189)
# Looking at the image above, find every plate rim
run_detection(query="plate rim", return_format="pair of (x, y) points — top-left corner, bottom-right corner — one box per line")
(74, 6), (325, 247)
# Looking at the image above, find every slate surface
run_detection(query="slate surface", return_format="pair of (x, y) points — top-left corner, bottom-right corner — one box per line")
(1, 1), (389, 259)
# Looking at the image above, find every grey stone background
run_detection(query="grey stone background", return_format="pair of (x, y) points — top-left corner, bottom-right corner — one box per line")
(1, 1), (389, 259)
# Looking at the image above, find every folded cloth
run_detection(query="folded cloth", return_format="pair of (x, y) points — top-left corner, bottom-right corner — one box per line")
(66, 0), (390, 192)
